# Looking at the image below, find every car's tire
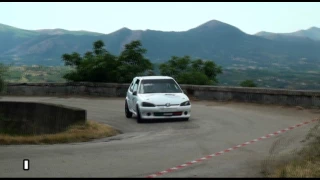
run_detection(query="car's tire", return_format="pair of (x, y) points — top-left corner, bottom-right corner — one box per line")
(136, 105), (144, 123)
(125, 100), (133, 118)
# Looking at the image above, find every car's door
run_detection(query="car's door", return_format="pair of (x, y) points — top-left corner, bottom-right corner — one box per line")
(131, 79), (140, 112)
(127, 79), (136, 111)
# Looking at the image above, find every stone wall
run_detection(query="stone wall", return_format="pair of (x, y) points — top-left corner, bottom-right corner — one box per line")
(3, 82), (128, 97)
(0, 101), (86, 135)
(182, 85), (320, 108)
(3, 82), (320, 108)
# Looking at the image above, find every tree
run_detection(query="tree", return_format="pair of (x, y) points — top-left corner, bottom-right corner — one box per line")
(117, 40), (153, 83)
(159, 56), (222, 85)
(62, 40), (152, 83)
(0, 63), (7, 92)
(240, 80), (257, 87)
(62, 40), (120, 82)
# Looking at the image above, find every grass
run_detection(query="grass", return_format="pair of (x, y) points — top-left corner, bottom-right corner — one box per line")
(4, 65), (72, 83)
(266, 120), (320, 178)
(0, 120), (120, 145)
(270, 159), (320, 177)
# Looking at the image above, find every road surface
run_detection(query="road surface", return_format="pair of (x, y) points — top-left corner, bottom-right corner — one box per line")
(0, 96), (319, 177)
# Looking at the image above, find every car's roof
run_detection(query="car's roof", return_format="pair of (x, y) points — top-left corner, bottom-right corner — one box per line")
(135, 76), (173, 80)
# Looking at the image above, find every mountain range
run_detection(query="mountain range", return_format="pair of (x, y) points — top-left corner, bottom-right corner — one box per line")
(0, 20), (320, 71)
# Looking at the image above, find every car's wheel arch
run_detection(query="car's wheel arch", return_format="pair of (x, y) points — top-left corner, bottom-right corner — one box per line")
(135, 100), (142, 112)
(125, 98), (130, 109)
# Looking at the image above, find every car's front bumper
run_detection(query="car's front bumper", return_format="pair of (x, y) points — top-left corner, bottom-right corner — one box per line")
(139, 105), (191, 119)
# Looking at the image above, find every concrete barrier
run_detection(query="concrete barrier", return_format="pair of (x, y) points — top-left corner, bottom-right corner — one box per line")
(181, 85), (320, 108)
(2, 82), (320, 108)
(0, 101), (86, 135)
(3, 82), (128, 97)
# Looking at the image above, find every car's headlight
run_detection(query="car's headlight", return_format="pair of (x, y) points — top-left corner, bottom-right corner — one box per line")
(142, 102), (156, 107)
(180, 101), (190, 106)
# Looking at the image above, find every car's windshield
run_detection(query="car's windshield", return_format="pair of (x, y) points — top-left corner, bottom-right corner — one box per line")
(138, 79), (183, 94)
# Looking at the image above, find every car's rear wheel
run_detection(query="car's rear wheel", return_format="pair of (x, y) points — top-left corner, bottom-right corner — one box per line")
(125, 100), (133, 118)
(136, 105), (144, 123)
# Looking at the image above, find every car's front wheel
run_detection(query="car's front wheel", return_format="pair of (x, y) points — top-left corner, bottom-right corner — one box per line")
(125, 100), (133, 118)
(136, 105), (144, 123)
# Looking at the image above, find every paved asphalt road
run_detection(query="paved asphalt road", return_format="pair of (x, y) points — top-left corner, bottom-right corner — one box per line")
(0, 96), (319, 177)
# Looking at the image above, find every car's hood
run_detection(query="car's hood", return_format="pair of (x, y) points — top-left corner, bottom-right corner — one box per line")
(139, 93), (189, 105)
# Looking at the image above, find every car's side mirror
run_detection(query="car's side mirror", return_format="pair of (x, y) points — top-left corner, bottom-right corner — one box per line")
(133, 91), (137, 96)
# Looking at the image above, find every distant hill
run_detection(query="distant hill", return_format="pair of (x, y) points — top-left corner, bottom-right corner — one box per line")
(292, 27), (320, 40)
(0, 20), (320, 71)
(35, 29), (103, 36)
(255, 26), (320, 41)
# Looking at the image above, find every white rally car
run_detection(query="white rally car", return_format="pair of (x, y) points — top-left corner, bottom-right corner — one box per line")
(125, 76), (191, 123)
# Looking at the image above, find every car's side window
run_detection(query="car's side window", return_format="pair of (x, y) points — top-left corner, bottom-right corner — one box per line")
(132, 80), (140, 92)
(129, 82), (134, 92)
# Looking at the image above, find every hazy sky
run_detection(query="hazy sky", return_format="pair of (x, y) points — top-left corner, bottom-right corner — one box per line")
(0, 2), (319, 35)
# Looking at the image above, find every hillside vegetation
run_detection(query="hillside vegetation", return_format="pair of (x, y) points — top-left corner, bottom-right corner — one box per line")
(4, 63), (320, 90)
(60, 40), (222, 85)
(2, 20), (320, 89)
(1, 20), (320, 71)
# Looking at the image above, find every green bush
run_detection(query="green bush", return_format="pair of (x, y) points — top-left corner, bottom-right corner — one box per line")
(159, 56), (222, 85)
(0, 63), (7, 92)
(240, 80), (257, 87)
